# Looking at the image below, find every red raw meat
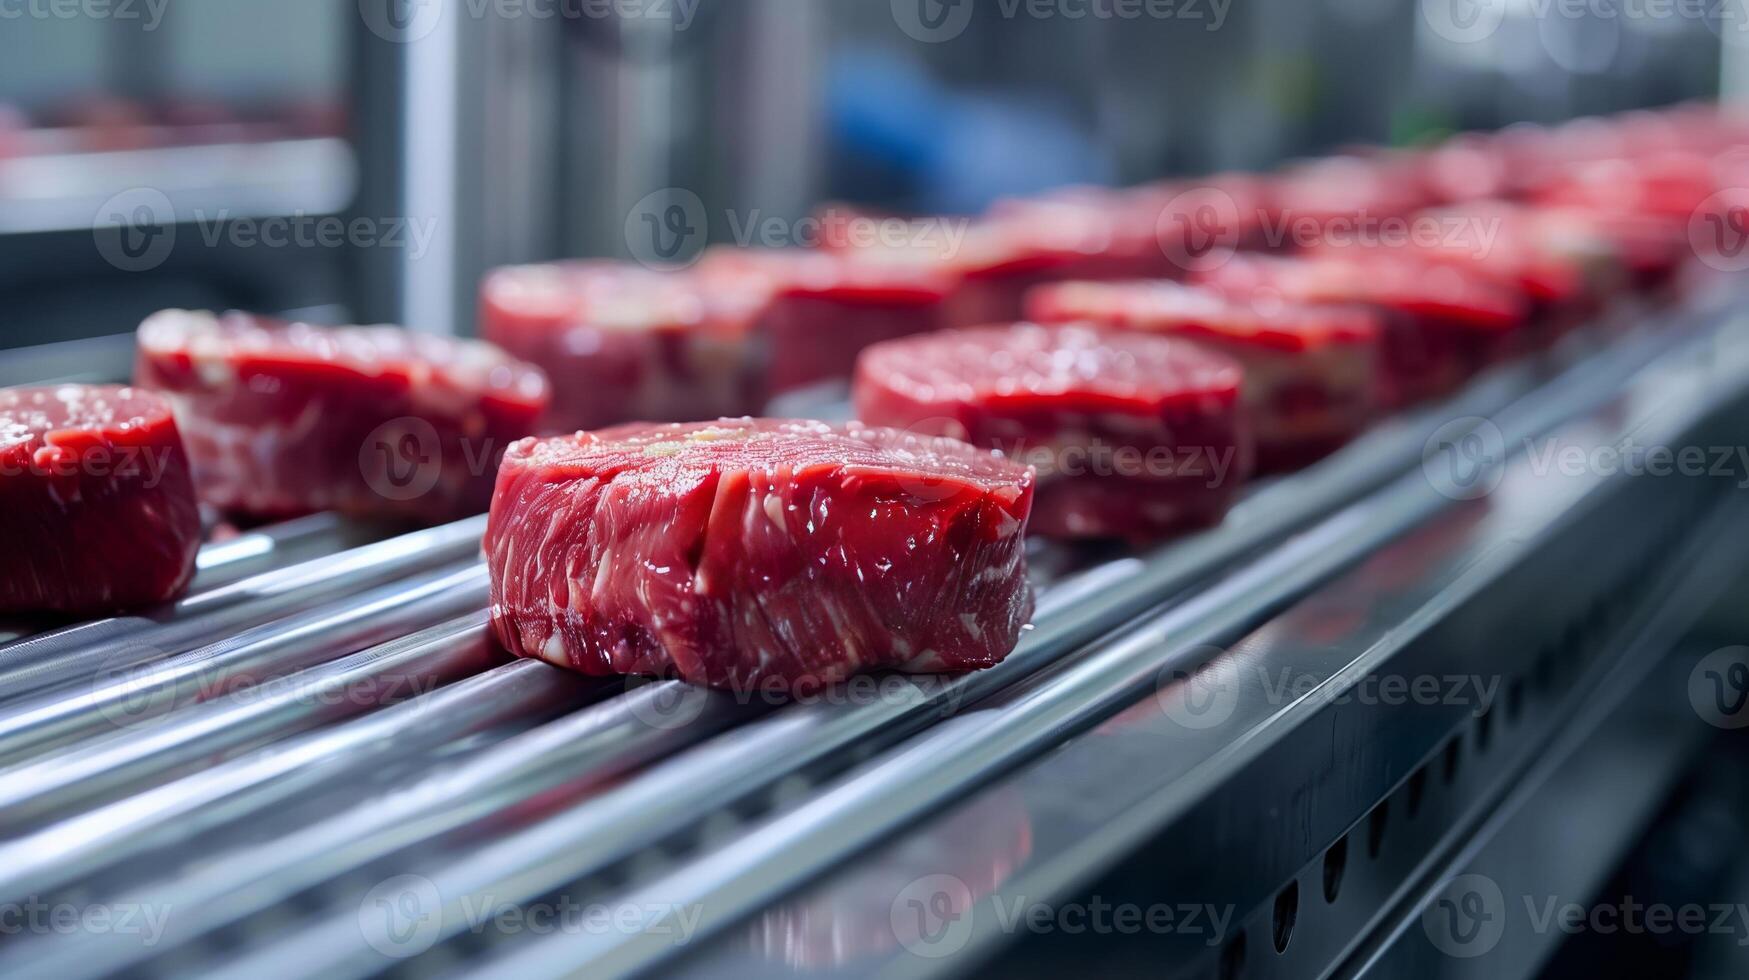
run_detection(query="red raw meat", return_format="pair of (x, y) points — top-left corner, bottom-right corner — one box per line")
(1259, 155), (1430, 251)
(1137, 174), (1275, 275)
(1027, 281), (1380, 472)
(1195, 253), (1526, 407)
(986, 177), (1276, 283)
(1412, 133), (1513, 205)
(479, 261), (767, 432)
(854, 323), (1251, 541)
(1534, 152), (1720, 221)
(485, 417), (1035, 690)
(987, 189), (1171, 281)
(0, 385), (200, 614)
(694, 247), (953, 394)
(819, 207), (1131, 328)
(1554, 206), (1695, 292)
(1306, 201), (1622, 337)
(134, 310), (548, 523)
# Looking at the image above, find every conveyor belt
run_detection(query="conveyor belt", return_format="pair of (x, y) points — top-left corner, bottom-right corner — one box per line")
(0, 287), (1742, 979)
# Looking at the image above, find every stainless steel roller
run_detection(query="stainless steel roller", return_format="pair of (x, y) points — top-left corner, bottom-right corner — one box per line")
(0, 612), (498, 829)
(0, 658), (598, 906)
(0, 562), (489, 767)
(0, 514), (487, 701)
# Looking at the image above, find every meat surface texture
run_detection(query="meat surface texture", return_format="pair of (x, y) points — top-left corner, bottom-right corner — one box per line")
(485, 417), (1036, 691)
(1027, 281), (1381, 472)
(853, 323), (1252, 541)
(134, 310), (549, 523)
(695, 247), (953, 395)
(479, 261), (767, 432)
(0, 384), (201, 614)
(1196, 253), (1526, 407)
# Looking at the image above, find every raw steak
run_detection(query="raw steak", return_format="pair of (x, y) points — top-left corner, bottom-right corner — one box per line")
(478, 261), (767, 432)
(694, 247), (953, 394)
(485, 417), (1035, 691)
(1027, 281), (1380, 471)
(134, 310), (548, 523)
(1195, 253), (1526, 407)
(0, 385), (201, 614)
(819, 208), (1131, 328)
(1306, 202), (1616, 338)
(854, 323), (1252, 541)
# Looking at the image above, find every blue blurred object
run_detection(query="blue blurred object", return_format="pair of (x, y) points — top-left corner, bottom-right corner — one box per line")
(828, 46), (1114, 213)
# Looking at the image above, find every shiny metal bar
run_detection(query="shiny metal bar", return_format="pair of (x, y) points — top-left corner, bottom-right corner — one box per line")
(0, 658), (597, 905)
(187, 513), (358, 591)
(0, 675), (764, 979)
(0, 613), (496, 829)
(0, 514), (487, 702)
(0, 563), (488, 767)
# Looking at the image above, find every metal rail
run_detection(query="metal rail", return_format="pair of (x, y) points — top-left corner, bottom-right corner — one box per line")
(0, 514), (486, 701)
(0, 658), (598, 904)
(0, 613), (499, 830)
(0, 562), (488, 768)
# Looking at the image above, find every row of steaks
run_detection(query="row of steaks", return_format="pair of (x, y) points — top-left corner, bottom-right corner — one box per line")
(2, 103), (1743, 689)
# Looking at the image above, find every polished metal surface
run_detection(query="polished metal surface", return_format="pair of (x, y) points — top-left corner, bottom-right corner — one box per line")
(0, 613), (497, 830)
(0, 513), (486, 700)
